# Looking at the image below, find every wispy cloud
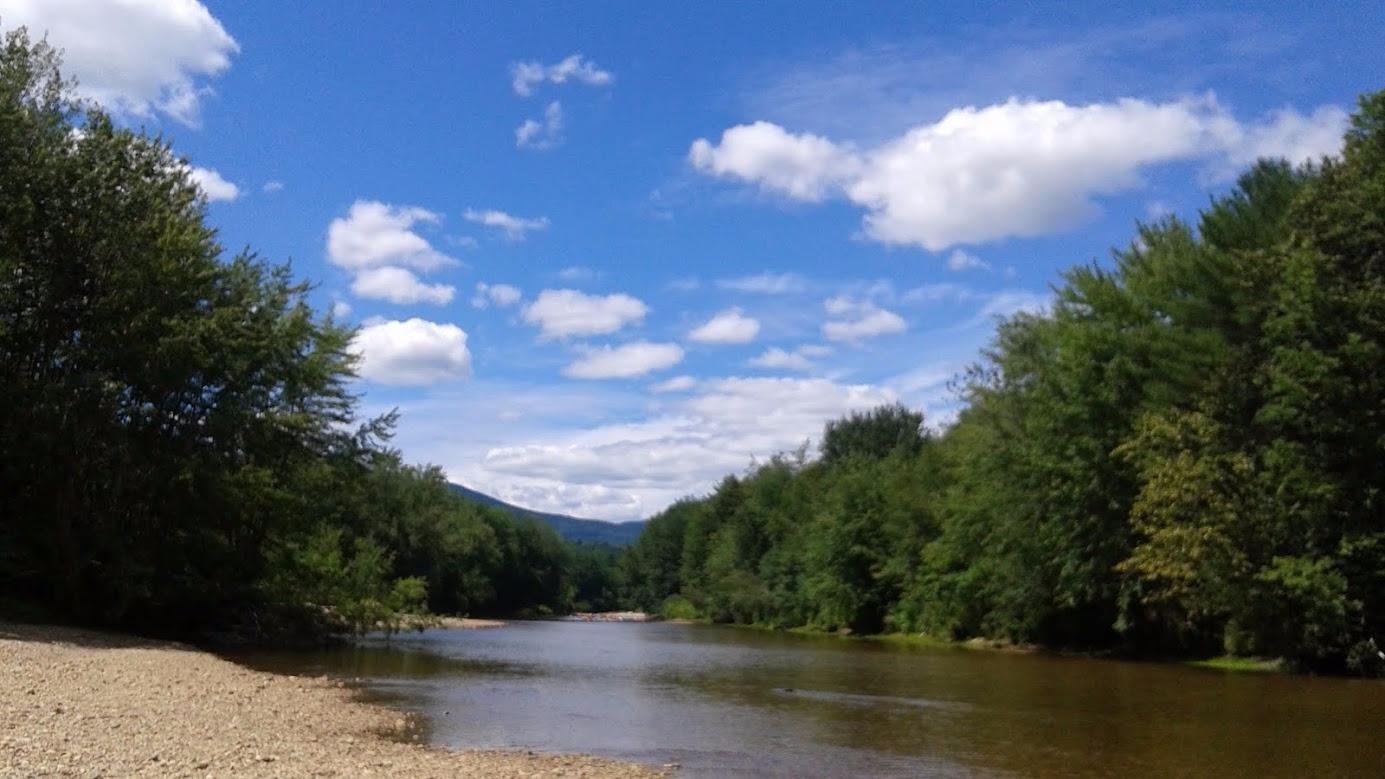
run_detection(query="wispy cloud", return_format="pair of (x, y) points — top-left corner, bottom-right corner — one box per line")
(463, 208), (550, 241)
(511, 54), (613, 96)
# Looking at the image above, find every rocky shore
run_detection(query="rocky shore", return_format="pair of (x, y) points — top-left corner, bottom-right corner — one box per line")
(0, 622), (664, 777)
(565, 611), (659, 623)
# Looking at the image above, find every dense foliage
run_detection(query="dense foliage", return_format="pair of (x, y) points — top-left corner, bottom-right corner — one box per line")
(0, 31), (618, 639)
(623, 93), (1385, 673)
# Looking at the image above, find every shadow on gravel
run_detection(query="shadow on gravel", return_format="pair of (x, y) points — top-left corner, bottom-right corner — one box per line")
(0, 621), (187, 651)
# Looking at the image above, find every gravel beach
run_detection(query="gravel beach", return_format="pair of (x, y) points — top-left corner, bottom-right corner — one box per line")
(0, 622), (665, 778)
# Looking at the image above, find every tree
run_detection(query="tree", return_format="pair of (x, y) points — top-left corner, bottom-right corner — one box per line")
(0, 29), (596, 639)
(821, 403), (926, 463)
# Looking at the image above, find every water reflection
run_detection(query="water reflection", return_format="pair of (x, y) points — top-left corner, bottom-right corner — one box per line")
(237, 621), (1385, 777)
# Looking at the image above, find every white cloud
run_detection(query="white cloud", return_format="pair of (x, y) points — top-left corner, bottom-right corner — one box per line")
(690, 97), (1348, 251)
(331, 300), (352, 319)
(749, 346), (815, 371)
(684, 378), (895, 443)
(717, 272), (807, 294)
(1213, 105), (1350, 179)
(886, 363), (963, 430)
(522, 289), (648, 339)
(351, 318), (471, 386)
(563, 341), (685, 380)
(472, 282), (522, 309)
(473, 376), (898, 517)
(511, 54), (613, 96)
(822, 296), (907, 342)
(901, 282), (975, 304)
(963, 290), (1050, 328)
(494, 481), (641, 519)
(516, 101), (564, 150)
(186, 166), (239, 202)
(556, 266), (598, 282)
(689, 308), (760, 344)
(463, 208), (550, 240)
(946, 249), (989, 272)
(351, 266), (455, 305)
(3, 0), (238, 125)
(690, 121), (859, 201)
(650, 375), (697, 393)
(262, 180), (284, 194)
(327, 200), (455, 272)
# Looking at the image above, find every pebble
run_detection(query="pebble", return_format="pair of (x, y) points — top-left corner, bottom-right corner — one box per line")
(2, 621), (667, 778)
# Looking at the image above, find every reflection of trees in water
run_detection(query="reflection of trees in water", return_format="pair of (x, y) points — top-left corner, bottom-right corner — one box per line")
(237, 623), (1385, 778)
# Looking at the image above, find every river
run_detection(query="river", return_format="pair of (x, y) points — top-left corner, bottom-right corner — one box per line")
(239, 620), (1385, 777)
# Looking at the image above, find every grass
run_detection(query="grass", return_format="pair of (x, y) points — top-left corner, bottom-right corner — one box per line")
(1185, 655), (1285, 674)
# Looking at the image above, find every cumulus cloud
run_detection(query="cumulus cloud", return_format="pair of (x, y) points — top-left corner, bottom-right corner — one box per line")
(186, 166), (239, 202)
(822, 296), (907, 342)
(563, 341), (685, 380)
(688, 308), (760, 344)
(475, 376), (898, 517)
(650, 375), (697, 393)
(350, 267), (455, 305)
(689, 122), (859, 201)
(351, 318), (471, 386)
(717, 272), (807, 294)
(4, 0), (238, 126)
(947, 249), (989, 272)
(749, 346), (819, 371)
(521, 289), (648, 339)
(492, 481), (641, 519)
(463, 208), (550, 240)
(689, 96), (1348, 251)
(471, 282), (522, 309)
(331, 300), (352, 319)
(511, 54), (613, 96)
(516, 101), (564, 150)
(262, 180), (284, 194)
(327, 201), (456, 272)
(1212, 104), (1350, 179)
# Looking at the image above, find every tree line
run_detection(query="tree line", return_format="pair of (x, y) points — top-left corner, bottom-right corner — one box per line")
(0, 30), (619, 641)
(620, 90), (1385, 674)
(6, 29), (1382, 671)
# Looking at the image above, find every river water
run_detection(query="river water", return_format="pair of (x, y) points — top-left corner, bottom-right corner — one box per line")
(239, 620), (1385, 777)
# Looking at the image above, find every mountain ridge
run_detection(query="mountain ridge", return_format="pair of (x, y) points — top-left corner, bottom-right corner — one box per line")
(447, 483), (645, 546)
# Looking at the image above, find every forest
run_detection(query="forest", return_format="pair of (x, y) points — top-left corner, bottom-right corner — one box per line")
(0, 30), (619, 641)
(621, 92), (1385, 674)
(4, 29), (1383, 673)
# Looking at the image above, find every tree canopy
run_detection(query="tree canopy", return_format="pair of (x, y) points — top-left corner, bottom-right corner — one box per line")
(0, 29), (621, 640)
(621, 91), (1385, 674)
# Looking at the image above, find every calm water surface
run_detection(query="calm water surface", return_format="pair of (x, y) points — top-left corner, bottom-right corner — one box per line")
(239, 621), (1385, 777)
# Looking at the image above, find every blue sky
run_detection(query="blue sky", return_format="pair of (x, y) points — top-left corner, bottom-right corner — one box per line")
(5, 1), (1383, 519)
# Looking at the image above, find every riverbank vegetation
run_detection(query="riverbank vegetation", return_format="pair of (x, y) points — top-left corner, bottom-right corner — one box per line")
(0, 31), (619, 641)
(5, 30), (1382, 673)
(621, 90), (1385, 675)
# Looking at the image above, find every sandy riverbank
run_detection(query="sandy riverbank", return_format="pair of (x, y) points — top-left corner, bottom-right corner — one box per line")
(566, 611), (658, 623)
(432, 616), (506, 629)
(0, 622), (665, 777)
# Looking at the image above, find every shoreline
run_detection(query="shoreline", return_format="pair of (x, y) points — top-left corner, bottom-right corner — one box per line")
(0, 621), (666, 777)
(676, 619), (1291, 675)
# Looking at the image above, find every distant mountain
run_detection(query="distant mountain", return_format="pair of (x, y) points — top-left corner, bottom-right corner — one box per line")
(447, 483), (646, 546)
